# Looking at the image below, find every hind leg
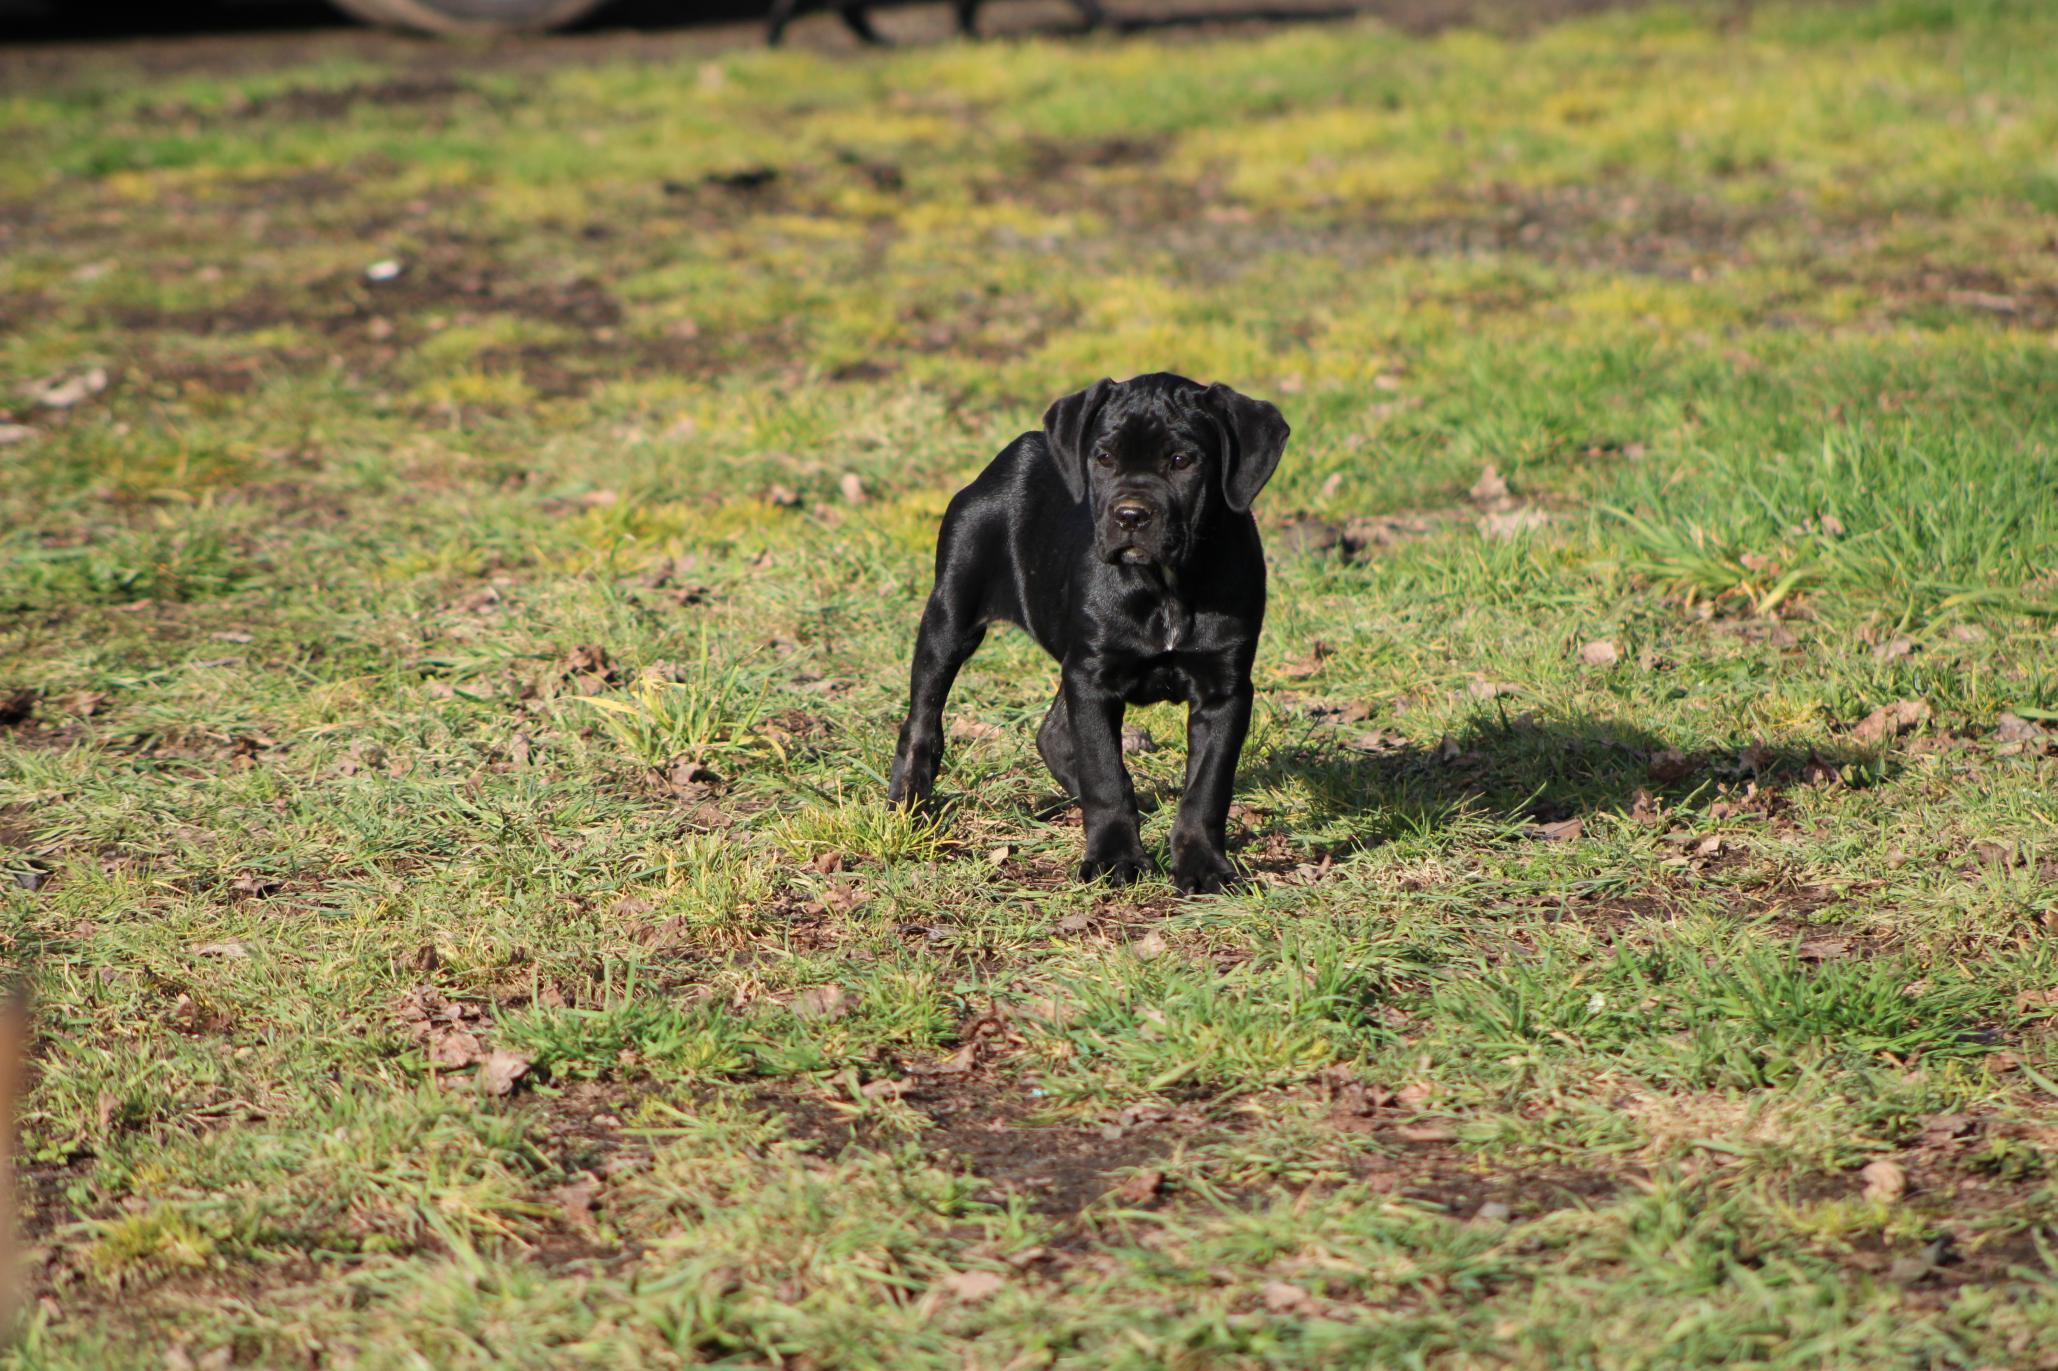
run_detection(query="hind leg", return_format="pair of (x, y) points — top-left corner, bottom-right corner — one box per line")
(765, 0), (801, 44)
(1035, 690), (1080, 801)
(887, 591), (985, 809)
(839, 2), (890, 43)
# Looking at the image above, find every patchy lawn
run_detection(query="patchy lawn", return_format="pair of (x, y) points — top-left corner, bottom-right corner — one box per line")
(3, 0), (2056, 1366)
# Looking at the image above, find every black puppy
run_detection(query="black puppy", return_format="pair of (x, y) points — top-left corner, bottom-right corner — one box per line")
(766, 0), (1108, 46)
(887, 373), (1289, 894)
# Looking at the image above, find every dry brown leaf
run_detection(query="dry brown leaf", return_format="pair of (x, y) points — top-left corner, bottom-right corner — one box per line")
(1133, 932), (1169, 961)
(1113, 1169), (1164, 1205)
(926, 1042), (980, 1075)
(792, 985), (850, 1021)
(764, 483), (801, 508)
(1469, 465), (1510, 503)
(838, 473), (867, 504)
(1852, 698), (1931, 745)
(1479, 507), (1548, 540)
(1261, 1281), (1313, 1314)
(429, 1029), (483, 1069)
(939, 1270), (1005, 1303)
(1796, 938), (1852, 963)
(479, 1050), (530, 1097)
(26, 366), (109, 409)
(554, 1178), (599, 1230)
(1859, 1158), (1906, 1204)
(860, 1075), (913, 1100)
(1532, 818), (1583, 843)
(1648, 748), (1692, 783)
(1395, 1122), (1455, 1142)
(1578, 639), (1621, 667)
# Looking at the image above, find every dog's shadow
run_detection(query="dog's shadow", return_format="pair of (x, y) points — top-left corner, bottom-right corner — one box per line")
(1224, 711), (1879, 862)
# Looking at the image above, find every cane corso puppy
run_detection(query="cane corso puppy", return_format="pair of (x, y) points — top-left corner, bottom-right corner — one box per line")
(766, 0), (1107, 46)
(887, 373), (1290, 894)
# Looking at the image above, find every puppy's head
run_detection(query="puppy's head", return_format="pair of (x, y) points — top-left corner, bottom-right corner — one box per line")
(1043, 373), (1289, 569)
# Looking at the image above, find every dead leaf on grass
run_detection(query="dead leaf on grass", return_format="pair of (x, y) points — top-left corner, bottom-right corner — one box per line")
(939, 1270), (1005, 1303)
(859, 1075), (914, 1100)
(1859, 1158), (1907, 1204)
(1280, 640), (1332, 679)
(1261, 1281), (1314, 1314)
(479, 1050), (531, 1097)
(1132, 932), (1168, 961)
(554, 1177), (599, 1231)
(1531, 818), (1583, 842)
(838, 473), (867, 504)
(189, 941), (250, 960)
(792, 985), (851, 1021)
(1918, 1114), (1975, 1148)
(1852, 698), (1931, 745)
(1112, 1169), (1164, 1205)
(1578, 639), (1621, 667)
(24, 366), (109, 409)
(1468, 464), (1510, 503)
(1479, 506), (1548, 540)
(1648, 748), (1692, 783)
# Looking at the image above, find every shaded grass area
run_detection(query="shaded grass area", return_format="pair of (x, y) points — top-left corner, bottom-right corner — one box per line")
(3, 1), (2058, 1366)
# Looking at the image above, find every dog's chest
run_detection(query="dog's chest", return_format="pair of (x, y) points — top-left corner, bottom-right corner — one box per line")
(1143, 595), (1194, 655)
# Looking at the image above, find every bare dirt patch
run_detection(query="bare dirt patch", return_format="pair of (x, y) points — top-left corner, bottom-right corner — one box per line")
(763, 1074), (1193, 1221)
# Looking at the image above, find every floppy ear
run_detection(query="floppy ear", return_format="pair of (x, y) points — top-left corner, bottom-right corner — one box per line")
(1204, 383), (1290, 512)
(1042, 378), (1114, 505)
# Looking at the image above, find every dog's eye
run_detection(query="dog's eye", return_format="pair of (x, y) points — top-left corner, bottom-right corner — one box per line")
(1094, 451), (1114, 466)
(1168, 451), (1194, 470)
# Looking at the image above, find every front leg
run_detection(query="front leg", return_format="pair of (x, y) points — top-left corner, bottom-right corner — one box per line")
(1063, 666), (1155, 886)
(1170, 681), (1252, 895)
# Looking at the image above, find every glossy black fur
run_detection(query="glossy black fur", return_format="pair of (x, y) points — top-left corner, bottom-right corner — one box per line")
(886, 373), (1290, 894)
(765, 0), (1107, 46)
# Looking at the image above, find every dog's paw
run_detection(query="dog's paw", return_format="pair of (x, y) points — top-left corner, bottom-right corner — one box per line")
(1171, 850), (1239, 897)
(1079, 852), (1158, 887)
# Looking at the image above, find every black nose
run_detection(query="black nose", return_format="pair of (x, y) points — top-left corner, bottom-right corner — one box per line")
(1113, 503), (1151, 531)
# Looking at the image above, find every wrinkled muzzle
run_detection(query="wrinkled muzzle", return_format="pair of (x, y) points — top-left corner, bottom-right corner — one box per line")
(1095, 485), (1181, 567)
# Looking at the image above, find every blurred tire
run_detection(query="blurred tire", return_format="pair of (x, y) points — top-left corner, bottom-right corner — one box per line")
(330, 0), (612, 32)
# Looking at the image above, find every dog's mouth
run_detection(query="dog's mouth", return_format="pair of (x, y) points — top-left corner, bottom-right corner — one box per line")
(1110, 545), (1156, 566)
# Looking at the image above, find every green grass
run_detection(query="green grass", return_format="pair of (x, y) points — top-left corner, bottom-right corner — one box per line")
(3, 2), (2057, 1366)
